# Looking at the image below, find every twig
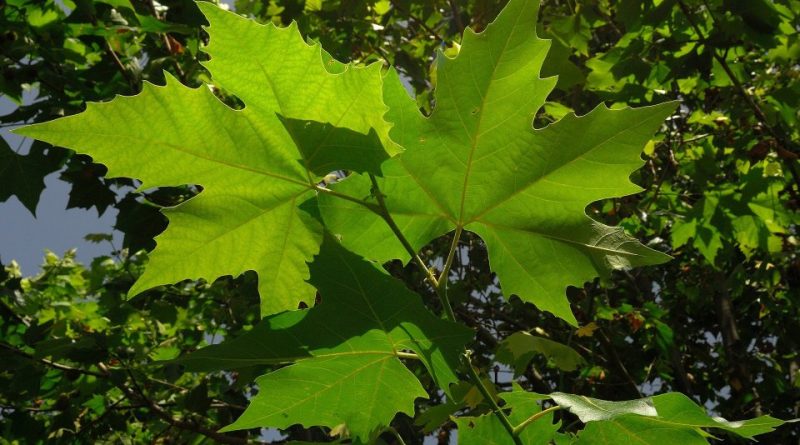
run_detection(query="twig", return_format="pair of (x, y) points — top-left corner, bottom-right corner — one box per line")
(597, 329), (643, 398)
(116, 364), (254, 445)
(0, 342), (108, 378)
(388, 0), (445, 41)
(448, 0), (465, 33)
(103, 40), (135, 91)
(463, 351), (523, 445)
(677, 0), (800, 191)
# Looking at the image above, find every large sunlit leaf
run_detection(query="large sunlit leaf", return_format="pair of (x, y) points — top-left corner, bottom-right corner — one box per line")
(176, 237), (472, 439)
(319, 0), (674, 325)
(15, 3), (393, 316)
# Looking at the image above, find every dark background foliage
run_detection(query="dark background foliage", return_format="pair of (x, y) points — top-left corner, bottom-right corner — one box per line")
(1, 0), (798, 443)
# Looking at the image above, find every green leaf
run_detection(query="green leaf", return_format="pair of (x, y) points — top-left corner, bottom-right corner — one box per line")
(176, 237), (473, 438)
(650, 392), (786, 438)
(224, 354), (421, 438)
(15, 3), (393, 316)
(0, 139), (65, 216)
(319, 0), (674, 325)
(575, 414), (708, 445)
(559, 392), (787, 443)
(278, 116), (389, 177)
(456, 390), (558, 445)
(550, 393), (656, 422)
(496, 331), (585, 372)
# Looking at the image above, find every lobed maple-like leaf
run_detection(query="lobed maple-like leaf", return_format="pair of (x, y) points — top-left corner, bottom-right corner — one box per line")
(0, 138), (65, 216)
(175, 237), (472, 439)
(318, 0), (675, 325)
(15, 3), (394, 315)
(496, 331), (585, 373)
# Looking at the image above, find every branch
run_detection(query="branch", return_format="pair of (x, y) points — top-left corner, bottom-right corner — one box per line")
(103, 39), (136, 91)
(448, 0), (465, 33)
(114, 364), (256, 445)
(388, 0), (445, 41)
(0, 342), (108, 378)
(597, 329), (643, 398)
(676, 0), (800, 190)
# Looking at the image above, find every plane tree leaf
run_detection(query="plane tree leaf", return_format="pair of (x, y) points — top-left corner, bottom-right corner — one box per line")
(318, 0), (675, 325)
(175, 237), (473, 439)
(574, 414), (708, 445)
(278, 116), (389, 177)
(0, 138), (66, 216)
(14, 3), (393, 316)
(556, 392), (787, 444)
(649, 392), (787, 438)
(550, 393), (657, 422)
(496, 331), (585, 372)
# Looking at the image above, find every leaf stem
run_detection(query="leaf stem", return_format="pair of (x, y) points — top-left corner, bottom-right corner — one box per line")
(314, 184), (382, 213)
(436, 226), (463, 322)
(395, 351), (420, 360)
(368, 174), (440, 289)
(512, 405), (562, 436)
(463, 351), (523, 445)
(382, 426), (408, 445)
(361, 179), (520, 444)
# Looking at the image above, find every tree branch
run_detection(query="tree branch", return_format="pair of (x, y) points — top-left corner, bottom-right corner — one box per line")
(0, 342), (108, 378)
(677, 0), (800, 191)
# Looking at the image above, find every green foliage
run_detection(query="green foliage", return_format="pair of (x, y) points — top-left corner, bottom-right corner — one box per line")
(2, 0), (799, 443)
(16, 2), (395, 316)
(0, 249), (261, 443)
(567, 392), (787, 444)
(318, 1), (673, 325)
(0, 139), (65, 215)
(175, 238), (471, 439)
(496, 332), (585, 372)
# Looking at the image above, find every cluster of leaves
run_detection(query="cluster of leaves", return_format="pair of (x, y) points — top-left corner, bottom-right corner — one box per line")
(1, 0), (798, 443)
(0, 249), (263, 443)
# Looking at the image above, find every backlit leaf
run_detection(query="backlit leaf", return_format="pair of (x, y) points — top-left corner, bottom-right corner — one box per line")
(15, 3), (393, 316)
(176, 237), (472, 439)
(319, 0), (674, 325)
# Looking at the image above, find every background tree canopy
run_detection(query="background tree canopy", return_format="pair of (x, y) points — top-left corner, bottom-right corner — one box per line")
(0, 0), (798, 443)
